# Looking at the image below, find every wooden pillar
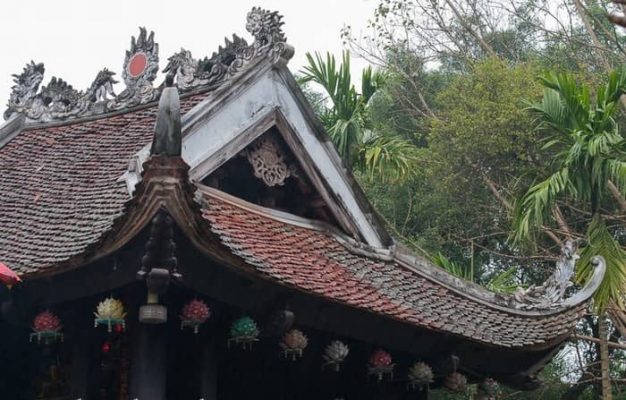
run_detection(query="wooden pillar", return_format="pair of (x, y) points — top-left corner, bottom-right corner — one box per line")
(129, 323), (168, 400)
(413, 387), (429, 400)
(199, 335), (217, 400)
(68, 327), (91, 398)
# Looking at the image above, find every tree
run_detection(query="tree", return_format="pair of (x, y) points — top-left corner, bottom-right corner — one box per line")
(513, 70), (626, 399)
(300, 51), (419, 182)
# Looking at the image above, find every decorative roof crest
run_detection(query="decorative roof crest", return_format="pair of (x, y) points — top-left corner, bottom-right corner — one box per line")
(108, 27), (159, 111)
(4, 61), (45, 120)
(164, 7), (293, 92)
(3, 8), (293, 123)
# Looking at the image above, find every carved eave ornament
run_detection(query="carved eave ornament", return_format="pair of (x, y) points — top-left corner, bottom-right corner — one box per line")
(3, 7), (294, 123)
(503, 240), (606, 312)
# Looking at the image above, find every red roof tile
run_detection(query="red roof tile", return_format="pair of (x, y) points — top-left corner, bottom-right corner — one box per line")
(199, 189), (585, 348)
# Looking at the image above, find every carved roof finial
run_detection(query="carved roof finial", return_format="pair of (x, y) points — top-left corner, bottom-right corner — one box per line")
(507, 239), (607, 310)
(150, 82), (181, 157)
(108, 27), (159, 111)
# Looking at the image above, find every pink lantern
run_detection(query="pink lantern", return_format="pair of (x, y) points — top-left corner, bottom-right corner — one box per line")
(368, 349), (394, 381)
(0, 262), (21, 288)
(30, 311), (63, 344)
(180, 299), (211, 334)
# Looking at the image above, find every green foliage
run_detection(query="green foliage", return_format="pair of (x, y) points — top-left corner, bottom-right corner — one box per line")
(300, 51), (419, 183)
(336, 0), (626, 395)
(432, 252), (474, 281)
(430, 58), (543, 170)
(578, 216), (626, 311)
(301, 51), (364, 163)
(432, 251), (519, 293)
(513, 69), (626, 311)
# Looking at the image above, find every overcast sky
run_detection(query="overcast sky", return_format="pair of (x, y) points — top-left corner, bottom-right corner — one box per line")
(0, 0), (376, 104)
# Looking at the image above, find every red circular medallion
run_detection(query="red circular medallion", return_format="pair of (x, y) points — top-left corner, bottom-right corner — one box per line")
(128, 52), (148, 78)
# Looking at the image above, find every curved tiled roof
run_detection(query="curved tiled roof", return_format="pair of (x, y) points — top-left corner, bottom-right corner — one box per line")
(198, 187), (586, 349)
(0, 95), (205, 275)
(0, 67), (598, 353)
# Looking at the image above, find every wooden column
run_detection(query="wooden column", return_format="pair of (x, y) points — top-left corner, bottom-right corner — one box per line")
(129, 323), (168, 400)
(199, 335), (217, 400)
(68, 327), (91, 398)
(413, 387), (429, 400)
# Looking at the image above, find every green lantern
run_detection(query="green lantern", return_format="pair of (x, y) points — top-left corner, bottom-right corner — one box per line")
(228, 316), (259, 350)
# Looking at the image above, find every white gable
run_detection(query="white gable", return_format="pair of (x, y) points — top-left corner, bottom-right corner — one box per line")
(123, 63), (389, 248)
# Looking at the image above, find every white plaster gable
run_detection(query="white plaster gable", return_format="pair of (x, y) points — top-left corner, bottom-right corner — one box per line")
(122, 64), (389, 248)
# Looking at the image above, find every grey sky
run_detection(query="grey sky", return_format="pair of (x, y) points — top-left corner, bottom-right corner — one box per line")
(0, 0), (375, 106)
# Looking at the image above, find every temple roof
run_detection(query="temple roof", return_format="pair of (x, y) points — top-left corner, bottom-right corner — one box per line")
(0, 93), (207, 274)
(200, 186), (587, 349)
(0, 7), (605, 363)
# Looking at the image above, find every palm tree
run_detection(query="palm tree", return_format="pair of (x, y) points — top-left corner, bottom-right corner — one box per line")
(513, 70), (626, 399)
(300, 51), (418, 182)
(432, 252), (519, 293)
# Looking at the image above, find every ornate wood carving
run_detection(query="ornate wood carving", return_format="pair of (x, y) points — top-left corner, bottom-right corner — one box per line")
(4, 8), (293, 123)
(245, 136), (296, 187)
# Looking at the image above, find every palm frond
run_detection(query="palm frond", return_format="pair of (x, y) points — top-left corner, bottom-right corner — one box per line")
(512, 167), (572, 244)
(300, 50), (419, 179)
(577, 216), (626, 311)
(359, 134), (419, 183)
(431, 252), (474, 281)
(486, 266), (519, 294)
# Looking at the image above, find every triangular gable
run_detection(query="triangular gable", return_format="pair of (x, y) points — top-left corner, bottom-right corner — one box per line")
(123, 61), (392, 248)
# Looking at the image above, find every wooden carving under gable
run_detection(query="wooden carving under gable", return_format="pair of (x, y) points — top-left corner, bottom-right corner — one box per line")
(244, 136), (297, 187)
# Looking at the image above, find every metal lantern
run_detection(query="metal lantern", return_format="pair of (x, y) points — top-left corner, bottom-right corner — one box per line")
(444, 372), (468, 393)
(477, 377), (500, 400)
(407, 362), (434, 390)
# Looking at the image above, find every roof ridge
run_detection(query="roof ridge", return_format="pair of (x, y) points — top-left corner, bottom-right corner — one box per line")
(2, 7), (294, 126)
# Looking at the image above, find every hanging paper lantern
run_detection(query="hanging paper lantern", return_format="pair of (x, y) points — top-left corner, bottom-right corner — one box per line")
(0, 262), (21, 288)
(407, 362), (434, 389)
(322, 340), (350, 371)
(444, 372), (468, 393)
(94, 297), (126, 333)
(30, 311), (63, 344)
(280, 329), (308, 360)
(101, 341), (112, 354)
(367, 349), (394, 381)
(477, 377), (500, 400)
(228, 316), (260, 350)
(180, 299), (211, 334)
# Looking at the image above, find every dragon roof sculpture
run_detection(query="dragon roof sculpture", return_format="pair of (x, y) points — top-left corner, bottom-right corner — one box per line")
(3, 7), (294, 123)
